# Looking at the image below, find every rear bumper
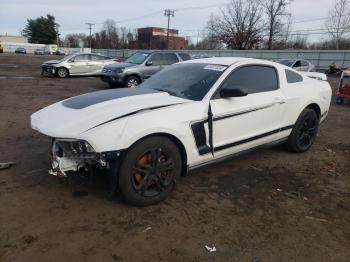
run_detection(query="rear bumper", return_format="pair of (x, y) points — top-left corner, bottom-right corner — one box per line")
(336, 92), (350, 98)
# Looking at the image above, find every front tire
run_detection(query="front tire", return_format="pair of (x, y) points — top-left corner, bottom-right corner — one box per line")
(118, 136), (182, 206)
(56, 67), (69, 78)
(125, 76), (140, 88)
(287, 109), (319, 153)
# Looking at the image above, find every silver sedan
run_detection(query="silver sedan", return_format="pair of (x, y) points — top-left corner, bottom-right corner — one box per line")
(276, 59), (316, 72)
(41, 53), (118, 78)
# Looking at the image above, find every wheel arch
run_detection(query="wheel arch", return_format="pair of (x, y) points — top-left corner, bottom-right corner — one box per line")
(305, 103), (321, 119)
(56, 66), (70, 77)
(127, 132), (188, 177)
(125, 73), (142, 83)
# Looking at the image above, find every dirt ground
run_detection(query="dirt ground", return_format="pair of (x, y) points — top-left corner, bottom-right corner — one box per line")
(0, 53), (349, 262)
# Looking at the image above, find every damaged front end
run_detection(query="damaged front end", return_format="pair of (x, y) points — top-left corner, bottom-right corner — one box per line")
(49, 139), (117, 177)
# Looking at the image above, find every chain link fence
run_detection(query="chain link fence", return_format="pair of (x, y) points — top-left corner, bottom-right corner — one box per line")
(92, 48), (350, 70)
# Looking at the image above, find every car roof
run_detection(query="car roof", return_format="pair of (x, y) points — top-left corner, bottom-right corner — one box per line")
(180, 57), (264, 66)
(278, 59), (297, 61)
(134, 50), (189, 54)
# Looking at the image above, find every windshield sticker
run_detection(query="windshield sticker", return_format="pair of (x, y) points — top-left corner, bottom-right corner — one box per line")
(204, 65), (227, 71)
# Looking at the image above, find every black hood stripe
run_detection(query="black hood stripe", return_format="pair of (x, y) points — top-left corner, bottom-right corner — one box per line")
(62, 88), (161, 109)
(86, 103), (184, 131)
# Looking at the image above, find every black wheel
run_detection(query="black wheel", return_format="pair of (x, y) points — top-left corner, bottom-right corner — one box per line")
(125, 76), (140, 88)
(287, 109), (319, 153)
(336, 96), (344, 105)
(118, 136), (182, 206)
(56, 67), (69, 78)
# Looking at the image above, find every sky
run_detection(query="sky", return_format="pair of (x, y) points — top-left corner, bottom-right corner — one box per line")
(0, 0), (335, 43)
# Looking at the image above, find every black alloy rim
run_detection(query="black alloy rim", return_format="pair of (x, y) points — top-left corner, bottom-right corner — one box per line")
(131, 148), (175, 197)
(298, 116), (317, 147)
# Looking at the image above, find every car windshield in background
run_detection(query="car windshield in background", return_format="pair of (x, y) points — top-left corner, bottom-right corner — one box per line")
(276, 59), (295, 67)
(125, 52), (150, 64)
(59, 54), (75, 62)
(140, 63), (227, 101)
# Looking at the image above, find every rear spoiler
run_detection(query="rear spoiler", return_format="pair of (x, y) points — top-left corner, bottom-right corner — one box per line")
(301, 72), (327, 81)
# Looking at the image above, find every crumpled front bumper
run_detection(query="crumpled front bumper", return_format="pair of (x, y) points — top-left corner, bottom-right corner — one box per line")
(41, 64), (57, 76)
(49, 139), (106, 177)
(48, 139), (123, 177)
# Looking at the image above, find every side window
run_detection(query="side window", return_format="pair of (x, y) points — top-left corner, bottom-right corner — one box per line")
(285, 69), (303, 83)
(221, 65), (279, 95)
(147, 53), (163, 66)
(178, 53), (191, 61)
(73, 54), (90, 62)
(301, 60), (309, 67)
(293, 60), (301, 68)
(162, 53), (179, 65)
(91, 55), (107, 61)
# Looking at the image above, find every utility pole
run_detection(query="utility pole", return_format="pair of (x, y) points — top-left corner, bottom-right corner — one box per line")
(55, 24), (60, 51)
(85, 22), (95, 49)
(164, 9), (175, 50)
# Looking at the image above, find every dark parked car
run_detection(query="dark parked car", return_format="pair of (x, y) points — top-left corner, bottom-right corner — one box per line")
(101, 51), (192, 87)
(34, 49), (45, 55)
(15, 47), (26, 54)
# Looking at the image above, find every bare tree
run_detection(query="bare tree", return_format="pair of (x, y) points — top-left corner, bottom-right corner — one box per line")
(204, 14), (224, 49)
(262, 0), (293, 50)
(64, 33), (87, 48)
(326, 0), (350, 49)
(208, 0), (263, 50)
(102, 19), (119, 49)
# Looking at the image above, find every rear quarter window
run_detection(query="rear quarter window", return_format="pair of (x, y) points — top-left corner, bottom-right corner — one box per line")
(285, 69), (303, 83)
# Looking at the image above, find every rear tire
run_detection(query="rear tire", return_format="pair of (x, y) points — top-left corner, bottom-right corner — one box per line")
(57, 67), (69, 78)
(287, 109), (319, 153)
(336, 97), (344, 105)
(118, 136), (182, 206)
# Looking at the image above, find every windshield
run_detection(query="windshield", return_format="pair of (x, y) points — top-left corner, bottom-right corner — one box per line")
(125, 52), (150, 64)
(59, 54), (76, 62)
(140, 63), (227, 101)
(276, 59), (295, 67)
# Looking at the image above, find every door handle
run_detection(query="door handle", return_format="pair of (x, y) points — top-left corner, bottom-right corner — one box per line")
(273, 97), (286, 105)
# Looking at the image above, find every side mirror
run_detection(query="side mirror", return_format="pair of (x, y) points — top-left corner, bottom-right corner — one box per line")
(220, 88), (248, 98)
(146, 61), (153, 66)
(69, 59), (75, 63)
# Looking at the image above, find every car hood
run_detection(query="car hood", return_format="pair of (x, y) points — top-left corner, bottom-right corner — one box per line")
(31, 88), (190, 138)
(43, 60), (61, 65)
(105, 62), (136, 69)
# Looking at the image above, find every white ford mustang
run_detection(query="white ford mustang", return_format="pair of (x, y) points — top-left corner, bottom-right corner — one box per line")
(31, 57), (332, 206)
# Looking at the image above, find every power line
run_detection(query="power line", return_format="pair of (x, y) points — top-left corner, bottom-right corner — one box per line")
(174, 3), (229, 12)
(294, 17), (328, 24)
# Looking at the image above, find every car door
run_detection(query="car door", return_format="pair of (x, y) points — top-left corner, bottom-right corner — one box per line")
(300, 60), (310, 71)
(160, 53), (179, 69)
(88, 54), (105, 74)
(210, 65), (287, 157)
(292, 60), (302, 71)
(69, 54), (90, 74)
(141, 53), (163, 79)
